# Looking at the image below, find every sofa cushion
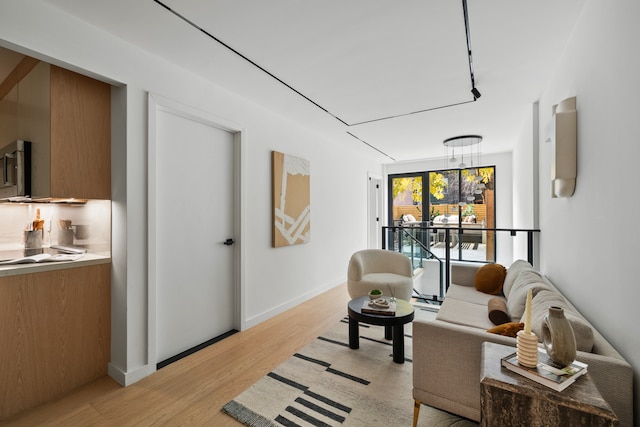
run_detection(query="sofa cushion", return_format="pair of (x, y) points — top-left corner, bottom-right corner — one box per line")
(487, 322), (524, 337)
(502, 259), (534, 298)
(446, 283), (504, 306)
(506, 270), (550, 320)
(436, 297), (496, 330)
(488, 297), (510, 325)
(474, 263), (507, 295)
(527, 290), (594, 352)
(402, 214), (416, 222)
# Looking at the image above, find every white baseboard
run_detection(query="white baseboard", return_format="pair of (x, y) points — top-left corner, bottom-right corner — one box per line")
(243, 278), (344, 329)
(108, 362), (156, 386)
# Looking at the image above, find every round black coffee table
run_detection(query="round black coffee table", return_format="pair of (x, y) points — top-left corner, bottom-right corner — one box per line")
(347, 296), (415, 363)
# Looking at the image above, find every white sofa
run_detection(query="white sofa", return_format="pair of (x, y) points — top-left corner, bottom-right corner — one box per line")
(412, 260), (633, 426)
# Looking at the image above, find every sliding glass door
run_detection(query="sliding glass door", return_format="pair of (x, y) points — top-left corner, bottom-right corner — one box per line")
(428, 167), (495, 262)
(389, 166), (496, 263)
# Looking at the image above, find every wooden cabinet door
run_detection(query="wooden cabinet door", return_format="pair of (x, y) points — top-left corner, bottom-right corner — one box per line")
(50, 65), (111, 199)
(0, 264), (111, 420)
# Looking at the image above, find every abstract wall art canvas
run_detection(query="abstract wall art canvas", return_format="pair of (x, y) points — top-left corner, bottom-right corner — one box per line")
(272, 151), (311, 247)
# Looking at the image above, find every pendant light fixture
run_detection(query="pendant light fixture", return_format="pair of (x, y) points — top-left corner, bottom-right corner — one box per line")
(443, 135), (483, 170)
(459, 150), (467, 169)
(449, 147), (457, 163)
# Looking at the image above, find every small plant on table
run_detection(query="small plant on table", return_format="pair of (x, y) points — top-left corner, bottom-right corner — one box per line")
(368, 289), (383, 300)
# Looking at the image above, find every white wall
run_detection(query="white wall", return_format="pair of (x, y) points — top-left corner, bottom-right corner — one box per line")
(513, 0), (639, 422)
(384, 151), (515, 265)
(511, 103), (540, 266)
(0, 0), (384, 385)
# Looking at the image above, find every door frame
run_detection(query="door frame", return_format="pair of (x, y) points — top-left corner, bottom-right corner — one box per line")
(147, 92), (245, 371)
(367, 172), (383, 249)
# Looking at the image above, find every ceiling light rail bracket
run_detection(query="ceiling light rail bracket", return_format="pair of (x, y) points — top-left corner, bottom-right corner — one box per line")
(462, 0), (481, 100)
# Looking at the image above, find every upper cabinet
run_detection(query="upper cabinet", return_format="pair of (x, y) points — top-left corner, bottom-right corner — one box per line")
(4, 54), (111, 200)
(49, 65), (111, 199)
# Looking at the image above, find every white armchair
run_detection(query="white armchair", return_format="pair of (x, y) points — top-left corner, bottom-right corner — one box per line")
(347, 249), (414, 301)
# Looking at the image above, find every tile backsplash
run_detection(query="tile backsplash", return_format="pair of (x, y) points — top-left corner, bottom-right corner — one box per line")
(0, 200), (111, 253)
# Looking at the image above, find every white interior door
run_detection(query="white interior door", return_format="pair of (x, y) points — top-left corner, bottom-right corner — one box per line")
(153, 104), (236, 364)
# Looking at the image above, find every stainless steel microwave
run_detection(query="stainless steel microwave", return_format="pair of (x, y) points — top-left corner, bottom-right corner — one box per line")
(0, 140), (31, 199)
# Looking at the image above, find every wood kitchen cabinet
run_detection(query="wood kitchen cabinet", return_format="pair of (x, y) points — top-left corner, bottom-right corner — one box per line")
(49, 65), (111, 199)
(0, 263), (110, 420)
(17, 61), (111, 200)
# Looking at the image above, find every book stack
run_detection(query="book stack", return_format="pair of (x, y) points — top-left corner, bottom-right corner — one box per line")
(501, 348), (588, 392)
(361, 298), (396, 316)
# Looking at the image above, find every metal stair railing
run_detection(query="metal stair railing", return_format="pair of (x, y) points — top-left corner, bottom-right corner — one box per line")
(385, 225), (444, 303)
(382, 224), (540, 300)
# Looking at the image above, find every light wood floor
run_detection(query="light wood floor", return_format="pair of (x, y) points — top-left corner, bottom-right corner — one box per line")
(0, 284), (351, 426)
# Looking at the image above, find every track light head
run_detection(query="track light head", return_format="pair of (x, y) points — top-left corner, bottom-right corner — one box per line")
(471, 87), (481, 99)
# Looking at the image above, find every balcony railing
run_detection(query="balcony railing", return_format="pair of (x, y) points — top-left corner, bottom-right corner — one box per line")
(382, 224), (540, 302)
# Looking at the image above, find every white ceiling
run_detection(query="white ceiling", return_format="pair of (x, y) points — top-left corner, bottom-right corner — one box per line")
(29, 1), (586, 161)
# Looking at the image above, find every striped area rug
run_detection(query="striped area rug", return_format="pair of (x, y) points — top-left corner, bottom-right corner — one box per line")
(222, 306), (477, 427)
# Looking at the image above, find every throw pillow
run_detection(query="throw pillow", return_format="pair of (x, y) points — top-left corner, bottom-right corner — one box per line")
(487, 322), (524, 338)
(488, 297), (510, 325)
(474, 263), (507, 295)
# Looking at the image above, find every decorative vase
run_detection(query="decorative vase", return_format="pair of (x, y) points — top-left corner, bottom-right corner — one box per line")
(542, 306), (576, 367)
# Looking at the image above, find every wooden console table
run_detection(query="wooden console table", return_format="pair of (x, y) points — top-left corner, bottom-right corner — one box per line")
(480, 342), (618, 427)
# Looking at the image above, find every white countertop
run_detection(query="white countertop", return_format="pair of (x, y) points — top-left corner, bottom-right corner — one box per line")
(0, 252), (111, 277)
